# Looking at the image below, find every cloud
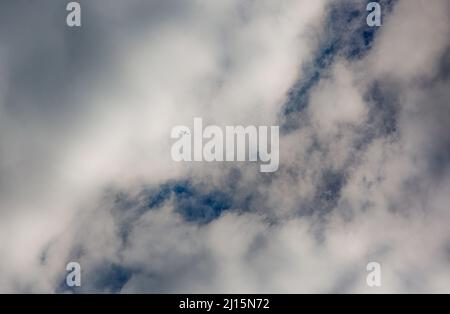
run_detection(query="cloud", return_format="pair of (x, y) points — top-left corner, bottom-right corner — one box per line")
(0, 0), (449, 293)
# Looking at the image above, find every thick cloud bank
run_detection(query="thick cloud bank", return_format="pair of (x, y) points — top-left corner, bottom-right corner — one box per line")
(0, 0), (450, 293)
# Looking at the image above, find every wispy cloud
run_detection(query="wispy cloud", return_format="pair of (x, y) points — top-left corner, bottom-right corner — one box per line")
(0, 0), (449, 293)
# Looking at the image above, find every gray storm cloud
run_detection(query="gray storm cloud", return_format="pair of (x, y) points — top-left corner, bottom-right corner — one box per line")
(0, 0), (449, 293)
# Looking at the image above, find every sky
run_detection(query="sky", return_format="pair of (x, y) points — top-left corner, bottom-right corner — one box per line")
(0, 0), (450, 293)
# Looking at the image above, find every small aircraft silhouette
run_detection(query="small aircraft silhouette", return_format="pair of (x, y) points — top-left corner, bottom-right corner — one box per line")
(179, 130), (190, 136)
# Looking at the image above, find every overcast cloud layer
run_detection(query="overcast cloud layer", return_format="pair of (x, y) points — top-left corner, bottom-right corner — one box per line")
(1, 0), (450, 293)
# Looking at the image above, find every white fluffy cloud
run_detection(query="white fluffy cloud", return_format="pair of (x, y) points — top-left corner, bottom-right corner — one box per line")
(0, 0), (449, 293)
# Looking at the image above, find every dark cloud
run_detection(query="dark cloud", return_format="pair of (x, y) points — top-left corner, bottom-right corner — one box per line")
(1, 0), (450, 293)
